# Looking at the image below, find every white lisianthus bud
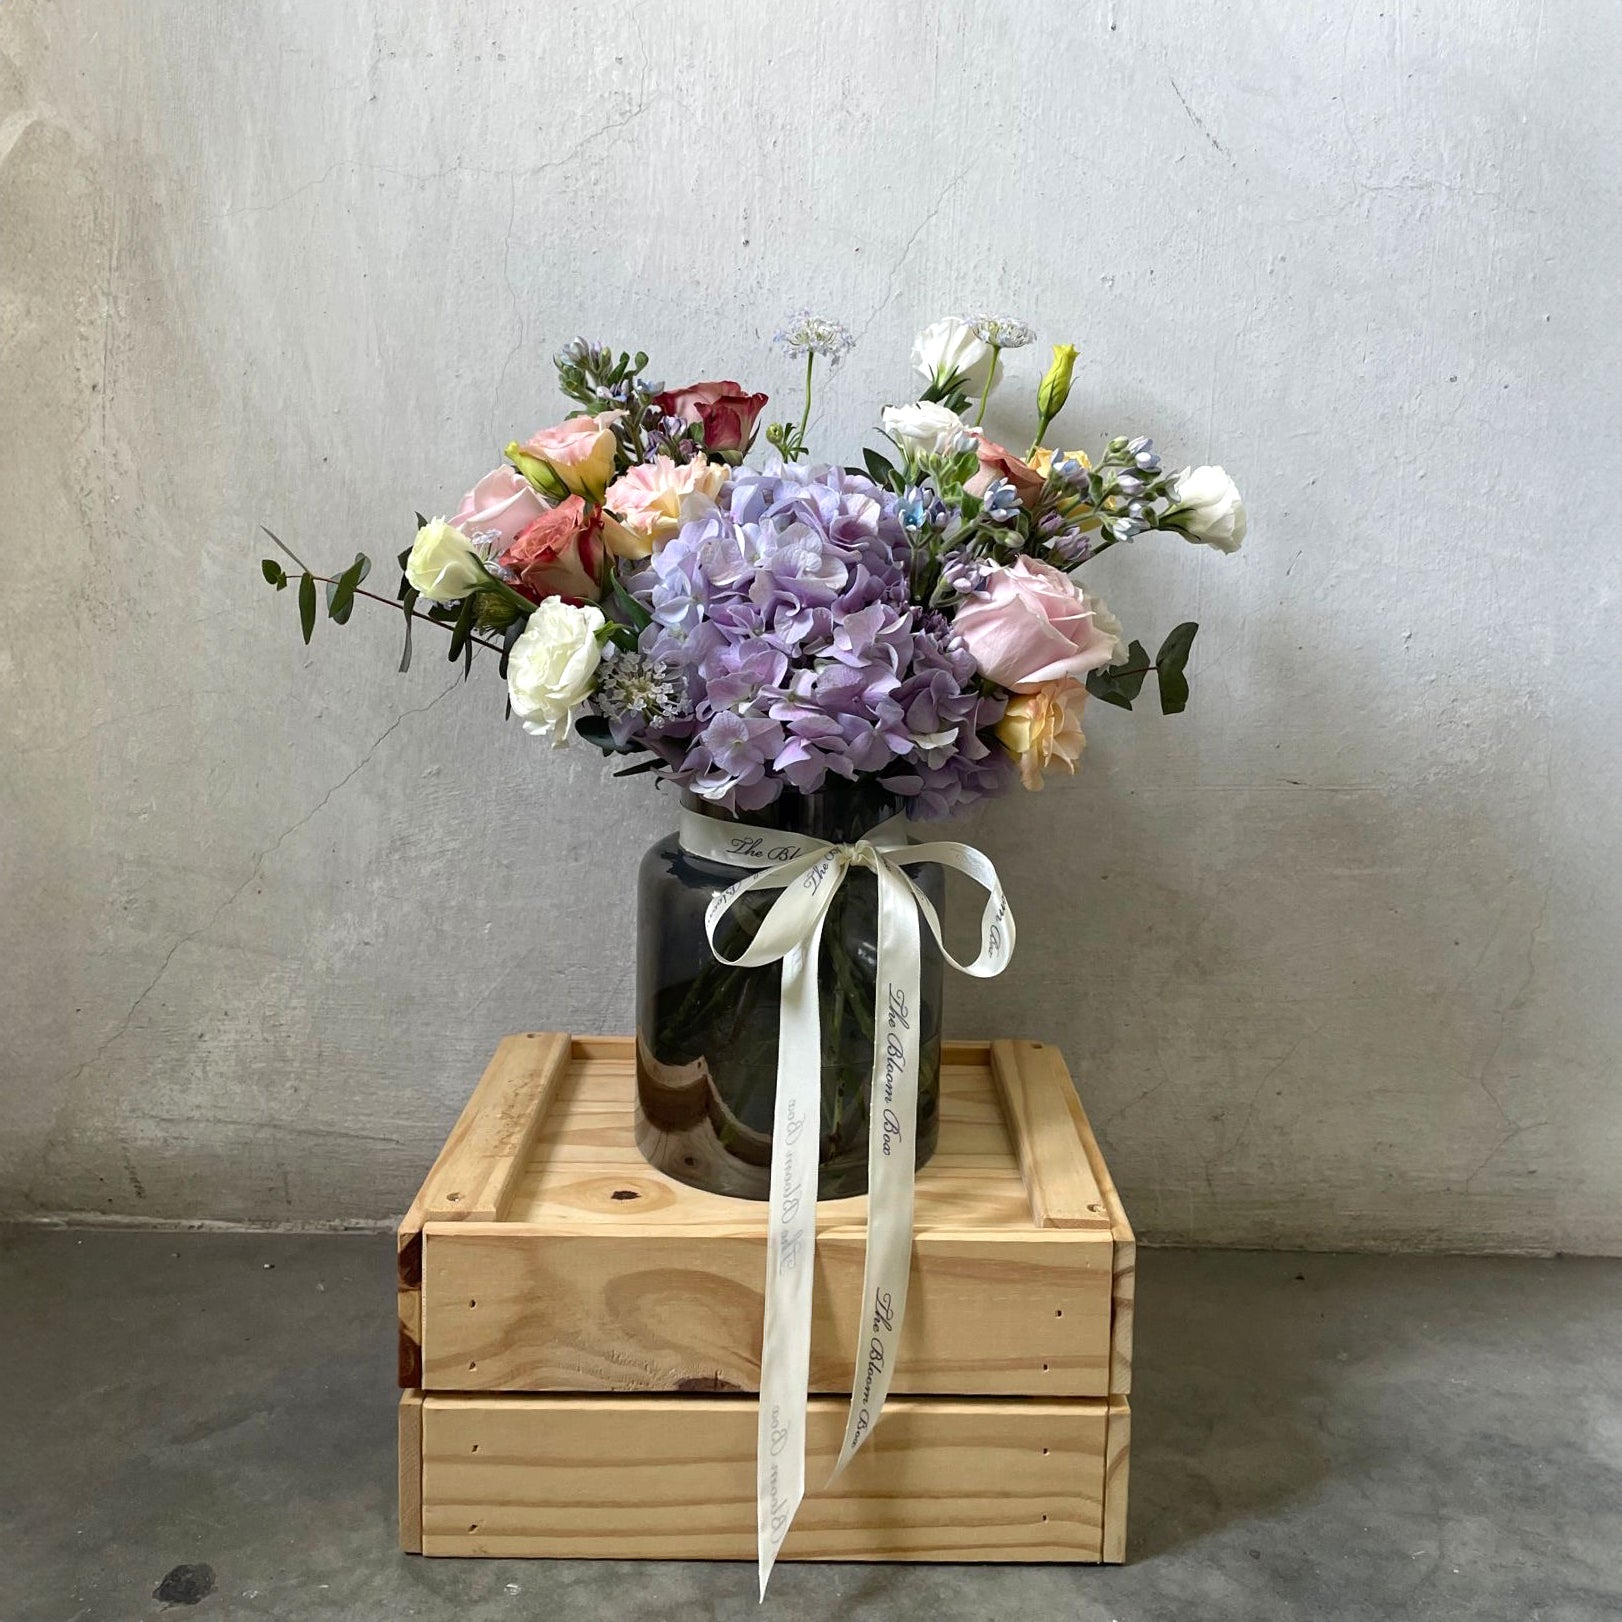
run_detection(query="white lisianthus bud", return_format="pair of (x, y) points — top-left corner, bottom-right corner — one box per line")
(1167, 466), (1247, 553)
(1083, 592), (1129, 667)
(506, 599), (605, 745)
(406, 519), (487, 602)
(881, 400), (970, 460)
(911, 317), (1000, 393)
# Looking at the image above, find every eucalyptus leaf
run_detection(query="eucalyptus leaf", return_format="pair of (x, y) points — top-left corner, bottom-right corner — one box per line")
(612, 756), (665, 777)
(398, 584), (418, 673)
(1155, 621), (1199, 677)
(298, 573), (316, 644)
(261, 558), (287, 589)
(447, 593), (477, 664)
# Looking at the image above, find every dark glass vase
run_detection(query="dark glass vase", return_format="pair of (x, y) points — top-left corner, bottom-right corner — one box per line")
(634, 782), (945, 1200)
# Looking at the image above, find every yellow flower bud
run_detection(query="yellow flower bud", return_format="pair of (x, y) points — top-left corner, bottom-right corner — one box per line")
(506, 442), (571, 501)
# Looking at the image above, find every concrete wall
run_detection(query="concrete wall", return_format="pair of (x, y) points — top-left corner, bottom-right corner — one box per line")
(4, 1), (1618, 1251)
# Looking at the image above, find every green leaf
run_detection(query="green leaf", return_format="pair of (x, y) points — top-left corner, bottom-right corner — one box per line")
(574, 715), (644, 756)
(612, 756), (665, 777)
(447, 592), (477, 665)
(1155, 622), (1198, 715)
(1085, 640), (1151, 711)
(298, 573), (317, 644)
(261, 558), (288, 589)
(398, 585), (418, 673)
(863, 446), (898, 485)
(498, 615), (523, 680)
(326, 551), (372, 625)
(1155, 621), (1199, 677)
(414, 513), (429, 533)
(609, 569), (652, 633)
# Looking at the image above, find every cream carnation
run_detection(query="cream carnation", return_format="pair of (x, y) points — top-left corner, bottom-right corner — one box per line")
(601, 455), (727, 558)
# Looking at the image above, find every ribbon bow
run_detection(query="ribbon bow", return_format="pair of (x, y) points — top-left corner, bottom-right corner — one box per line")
(677, 807), (1015, 1596)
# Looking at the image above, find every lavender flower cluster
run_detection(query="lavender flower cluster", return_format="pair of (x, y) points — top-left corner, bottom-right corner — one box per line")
(603, 462), (1013, 818)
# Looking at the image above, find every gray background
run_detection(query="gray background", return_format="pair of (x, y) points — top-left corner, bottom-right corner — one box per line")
(5, 1), (1618, 1252)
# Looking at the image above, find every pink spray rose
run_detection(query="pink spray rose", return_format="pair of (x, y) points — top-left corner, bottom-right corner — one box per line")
(953, 558), (1118, 692)
(653, 381), (768, 455)
(451, 466), (547, 550)
(498, 495), (603, 604)
(515, 409), (624, 501)
(965, 433), (1047, 508)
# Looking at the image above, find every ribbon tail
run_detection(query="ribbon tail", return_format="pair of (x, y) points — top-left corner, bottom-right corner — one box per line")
(831, 859), (921, 1477)
(757, 919), (827, 1597)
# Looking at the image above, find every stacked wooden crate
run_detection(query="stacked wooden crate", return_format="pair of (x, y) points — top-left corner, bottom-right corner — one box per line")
(397, 1033), (1133, 1562)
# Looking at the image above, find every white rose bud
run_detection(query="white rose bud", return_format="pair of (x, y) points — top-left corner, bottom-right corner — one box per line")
(911, 317), (1000, 394)
(506, 598), (605, 745)
(881, 400), (970, 461)
(406, 519), (486, 601)
(1167, 466), (1247, 553)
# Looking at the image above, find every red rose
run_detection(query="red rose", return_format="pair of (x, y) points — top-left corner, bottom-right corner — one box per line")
(498, 495), (603, 604)
(654, 380), (769, 456)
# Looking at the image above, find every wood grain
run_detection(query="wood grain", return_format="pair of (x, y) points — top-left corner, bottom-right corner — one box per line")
(1066, 1081), (1137, 1396)
(422, 1222), (1112, 1395)
(988, 1041), (1111, 1230)
(1102, 1396), (1131, 1563)
(419, 1394), (1109, 1561)
(397, 1032), (569, 1386)
(398, 1390), (423, 1554)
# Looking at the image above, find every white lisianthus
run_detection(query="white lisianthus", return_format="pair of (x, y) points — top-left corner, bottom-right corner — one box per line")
(506, 599), (605, 745)
(1167, 466), (1247, 553)
(881, 400), (970, 460)
(406, 519), (486, 602)
(911, 317), (1000, 394)
(1084, 592), (1129, 667)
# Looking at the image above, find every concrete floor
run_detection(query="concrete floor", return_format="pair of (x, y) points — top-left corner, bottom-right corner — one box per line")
(2, 1232), (1618, 1622)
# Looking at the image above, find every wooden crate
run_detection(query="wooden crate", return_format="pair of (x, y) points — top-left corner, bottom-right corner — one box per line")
(397, 1033), (1133, 1563)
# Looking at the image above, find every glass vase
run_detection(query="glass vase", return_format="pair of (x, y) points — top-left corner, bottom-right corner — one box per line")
(633, 782), (945, 1200)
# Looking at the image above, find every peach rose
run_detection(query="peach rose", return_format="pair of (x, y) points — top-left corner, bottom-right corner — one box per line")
(601, 455), (728, 558)
(653, 381), (768, 456)
(965, 433), (1046, 508)
(516, 409), (624, 502)
(452, 466), (547, 550)
(996, 680), (1088, 791)
(953, 558), (1118, 691)
(498, 495), (603, 603)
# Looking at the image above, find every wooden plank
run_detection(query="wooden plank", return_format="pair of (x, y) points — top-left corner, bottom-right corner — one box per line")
(988, 1041), (1110, 1230)
(1066, 1084), (1137, 1395)
(416, 1032), (572, 1223)
(419, 1394), (1108, 1561)
(422, 1222), (1114, 1396)
(396, 1032), (570, 1387)
(1101, 1396), (1131, 1563)
(398, 1390), (424, 1554)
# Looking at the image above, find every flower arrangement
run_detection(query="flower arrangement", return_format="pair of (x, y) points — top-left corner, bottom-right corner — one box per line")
(261, 314), (1244, 816)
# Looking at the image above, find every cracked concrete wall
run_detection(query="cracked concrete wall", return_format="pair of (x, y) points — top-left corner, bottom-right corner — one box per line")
(4, 1), (1619, 1251)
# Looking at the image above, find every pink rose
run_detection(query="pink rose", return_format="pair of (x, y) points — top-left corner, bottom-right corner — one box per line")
(451, 466), (547, 550)
(953, 558), (1118, 692)
(517, 409), (624, 501)
(653, 381), (768, 456)
(965, 433), (1046, 508)
(498, 495), (603, 604)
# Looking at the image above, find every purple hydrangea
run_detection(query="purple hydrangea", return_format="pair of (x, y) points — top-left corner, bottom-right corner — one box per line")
(605, 460), (1003, 816)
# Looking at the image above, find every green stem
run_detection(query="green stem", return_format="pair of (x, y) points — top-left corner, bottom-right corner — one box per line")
(974, 345), (1002, 428)
(796, 352), (816, 455)
(305, 576), (508, 654)
(1027, 412), (1053, 461)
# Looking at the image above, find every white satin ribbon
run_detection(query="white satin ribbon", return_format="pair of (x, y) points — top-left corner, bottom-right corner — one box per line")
(676, 806), (1015, 1597)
